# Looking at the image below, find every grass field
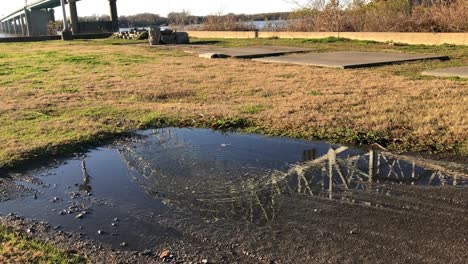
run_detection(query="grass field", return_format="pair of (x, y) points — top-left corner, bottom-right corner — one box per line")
(0, 37), (467, 170)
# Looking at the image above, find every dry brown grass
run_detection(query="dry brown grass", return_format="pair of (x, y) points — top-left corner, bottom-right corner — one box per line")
(0, 38), (467, 168)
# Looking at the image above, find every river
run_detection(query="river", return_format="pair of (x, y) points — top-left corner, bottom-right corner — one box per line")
(0, 32), (20, 38)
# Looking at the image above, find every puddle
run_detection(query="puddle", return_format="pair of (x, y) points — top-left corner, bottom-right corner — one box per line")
(1, 128), (467, 262)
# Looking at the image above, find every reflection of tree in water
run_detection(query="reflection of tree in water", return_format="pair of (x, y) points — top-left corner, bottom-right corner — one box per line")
(120, 134), (467, 225)
(80, 160), (92, 193)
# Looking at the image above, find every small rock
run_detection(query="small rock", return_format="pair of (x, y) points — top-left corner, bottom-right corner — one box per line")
(27, 228), (35, 234)
(202, 259), (208, 263)
(140, 249), (152, 256)
(159, 249), (171, 259)
(113, 217), (119, 222)
(75, 212), (86, 219)
(120, 242), (127, 247)
(349, 228), (358, 235)
(111, 223), (116, 226)
(65, 249), (78, 254)
(97, 230), (104, 235)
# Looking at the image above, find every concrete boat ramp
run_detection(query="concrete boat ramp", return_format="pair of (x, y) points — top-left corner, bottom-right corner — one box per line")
(184, 46), (311, 59)
(187, 46), (449, 69)
(253, 51), (449, 69)
(422, 66), (468, 78)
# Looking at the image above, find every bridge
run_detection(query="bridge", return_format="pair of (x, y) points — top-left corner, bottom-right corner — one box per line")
(0, 0), (118, 37)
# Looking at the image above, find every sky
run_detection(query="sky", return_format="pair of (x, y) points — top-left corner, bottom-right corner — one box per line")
(0, 0), (303, 18)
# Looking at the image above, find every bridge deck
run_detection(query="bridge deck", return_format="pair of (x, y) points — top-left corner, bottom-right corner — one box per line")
(1, 0), (76, 22)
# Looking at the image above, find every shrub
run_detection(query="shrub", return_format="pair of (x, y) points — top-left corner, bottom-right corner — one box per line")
(201, 13), (256, 31)
(286, 0), (468, 32)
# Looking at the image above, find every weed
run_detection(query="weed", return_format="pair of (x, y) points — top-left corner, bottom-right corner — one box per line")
(308, 90), (323, 96)
(241, 104), (265, 114)
(211, 118), (251, 130)
(277, 73), (297, 79)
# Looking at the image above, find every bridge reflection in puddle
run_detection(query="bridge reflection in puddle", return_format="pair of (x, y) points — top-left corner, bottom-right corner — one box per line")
(121, 128), (466, 225)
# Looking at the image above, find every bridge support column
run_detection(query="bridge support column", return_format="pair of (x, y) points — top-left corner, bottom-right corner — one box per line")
(19, 17), (24, 36)
(13, 18), (18, 35)
(68, 0), (79, 34)
(49, 9), (55, 22)
(23, 12), (30, 36)
(109, 0), (119, 32)
(18, 17), (23, 35)
(17, 17), (22, 35)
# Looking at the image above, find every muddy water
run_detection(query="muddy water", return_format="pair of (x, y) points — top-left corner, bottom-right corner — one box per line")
(1, 128), (467, 263)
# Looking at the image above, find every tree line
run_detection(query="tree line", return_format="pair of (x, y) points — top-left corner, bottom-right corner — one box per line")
(77, 12), (291, 28)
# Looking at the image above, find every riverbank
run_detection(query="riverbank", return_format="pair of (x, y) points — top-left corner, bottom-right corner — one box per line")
(0, 38), (467, 171)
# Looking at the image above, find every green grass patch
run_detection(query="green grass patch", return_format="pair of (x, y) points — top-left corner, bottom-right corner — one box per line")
(61, 55), (107, 65)
(21, 111), (52, 121)
(240, 104), (265, 114)
(0, 225), (85, 263)
(211, 117), (251, 130)
(308, 90), (323, 96)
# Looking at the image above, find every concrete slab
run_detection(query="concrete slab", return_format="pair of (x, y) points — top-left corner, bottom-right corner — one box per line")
(253, 51), (449, 69)
(422, 66), (468, 79)
(184, 46), (310, 59)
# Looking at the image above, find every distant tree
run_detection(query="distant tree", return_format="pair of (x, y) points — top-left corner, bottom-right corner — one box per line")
(79, 14), (110, 22)
(118, 13), (167, 27)
(167, 10), (194, 26)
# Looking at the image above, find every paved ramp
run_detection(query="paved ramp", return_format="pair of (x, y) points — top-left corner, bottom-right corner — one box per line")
(253, 51), (449, 69)
(185, 46), (310, 59)
(422, 66), (468, 78)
